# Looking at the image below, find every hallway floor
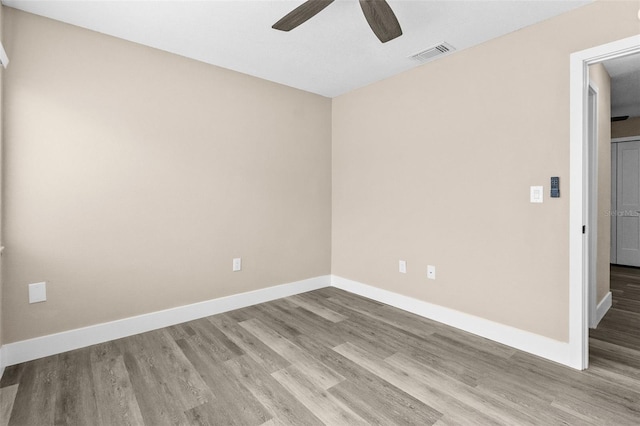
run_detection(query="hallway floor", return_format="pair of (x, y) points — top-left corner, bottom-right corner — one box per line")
(591, 265), (640, 352)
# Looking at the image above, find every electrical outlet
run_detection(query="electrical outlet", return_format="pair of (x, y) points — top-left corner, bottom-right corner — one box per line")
(427, 265), (436, 280)
(29, 282), (47, 303)
(233, 258), (242, 272)
(399, 260), (407, 274)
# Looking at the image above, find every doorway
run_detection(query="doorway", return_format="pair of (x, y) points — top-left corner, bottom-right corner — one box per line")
(569, 34), (640, 370)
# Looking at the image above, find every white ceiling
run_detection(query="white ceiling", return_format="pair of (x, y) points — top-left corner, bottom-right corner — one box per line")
(603, 52), (640, 119)
(3, 0), (593, 98)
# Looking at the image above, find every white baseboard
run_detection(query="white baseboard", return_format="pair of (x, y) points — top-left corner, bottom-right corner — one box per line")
(594, 291), (612, 328)
(2, 275), (330, 367)
(331, 275), (575, 369)
(2, 273), (582, 371)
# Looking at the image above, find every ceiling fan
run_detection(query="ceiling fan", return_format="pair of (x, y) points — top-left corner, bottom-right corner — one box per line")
(272, 0), (403, 43)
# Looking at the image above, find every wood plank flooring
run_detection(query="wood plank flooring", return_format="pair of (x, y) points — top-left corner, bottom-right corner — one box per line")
(2, 281), (640, 425)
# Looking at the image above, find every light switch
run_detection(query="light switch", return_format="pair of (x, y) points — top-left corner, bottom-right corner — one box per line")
(530, 186), (543, 203)
(399, 260), (407, 274)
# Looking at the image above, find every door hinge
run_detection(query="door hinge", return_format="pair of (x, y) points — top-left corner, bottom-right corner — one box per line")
(582, 225), (586, 234)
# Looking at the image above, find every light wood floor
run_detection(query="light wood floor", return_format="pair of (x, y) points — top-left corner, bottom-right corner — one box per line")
(1, 280), (640, 425)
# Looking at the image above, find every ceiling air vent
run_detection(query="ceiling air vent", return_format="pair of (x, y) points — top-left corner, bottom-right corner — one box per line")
(410, 42), (456, 63)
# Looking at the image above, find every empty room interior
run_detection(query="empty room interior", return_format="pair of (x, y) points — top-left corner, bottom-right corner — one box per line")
(1, 0), (640, 425)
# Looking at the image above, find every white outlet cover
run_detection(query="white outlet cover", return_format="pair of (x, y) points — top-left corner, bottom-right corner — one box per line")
(399, 260), (407, 274)
(232, 258), (242, 272)
(29, 282), (47, 303)
(427, 265), (436, 280)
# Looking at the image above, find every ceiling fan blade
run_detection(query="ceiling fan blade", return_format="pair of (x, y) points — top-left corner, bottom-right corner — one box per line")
(359, 0), (402, 43)
(272, 0), (335, 32)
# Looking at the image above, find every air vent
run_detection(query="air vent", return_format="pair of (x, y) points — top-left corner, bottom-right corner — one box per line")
(410, 42), (456, 63)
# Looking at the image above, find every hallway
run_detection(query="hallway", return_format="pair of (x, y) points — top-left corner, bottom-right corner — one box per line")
(589, 265), (640, 379)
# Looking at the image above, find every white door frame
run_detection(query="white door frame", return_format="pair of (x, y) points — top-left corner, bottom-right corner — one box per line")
(586, 83), (598, 329)
(569, 34), (640, 370)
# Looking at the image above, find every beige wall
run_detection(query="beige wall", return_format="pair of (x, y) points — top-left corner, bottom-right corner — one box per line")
(2, 1), (639, 347)
(612, 116), (640, 139)
(332, 0), (640, 342)
(589, 63), (611, 306)
(2, 9), (332, 343)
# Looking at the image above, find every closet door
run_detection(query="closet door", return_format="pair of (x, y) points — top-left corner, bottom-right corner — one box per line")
(616, 141), (640, 267)
(612, 143), (617, 264)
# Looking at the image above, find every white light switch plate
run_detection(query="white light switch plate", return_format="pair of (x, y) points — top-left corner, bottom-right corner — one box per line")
(29, 282), (47, 303)
(399, 260), (407, 274)
(530, 186), (543, 203)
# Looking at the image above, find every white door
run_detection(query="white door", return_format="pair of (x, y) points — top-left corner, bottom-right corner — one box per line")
(611, 143), (617, 263)
(616, 141), (640, 266)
